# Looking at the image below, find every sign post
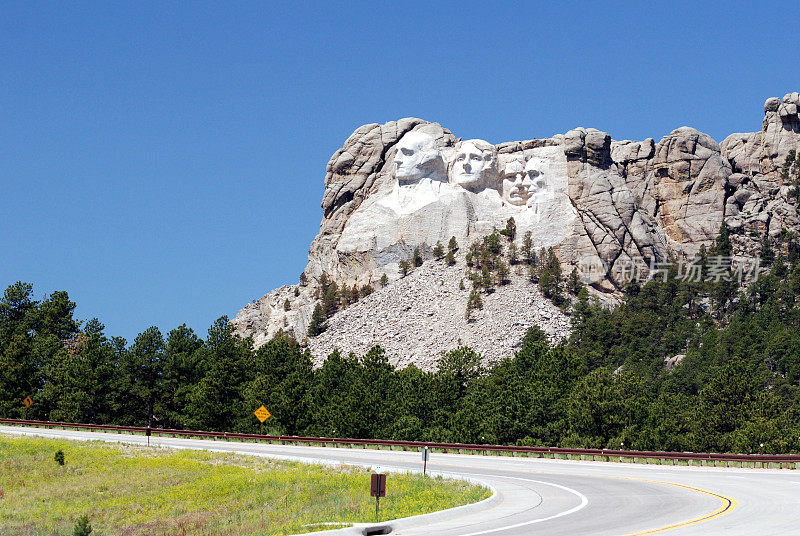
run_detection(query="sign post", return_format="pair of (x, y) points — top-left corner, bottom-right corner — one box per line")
(146, 426), (151, 446)
(23, 396), (33, 418)
(370, 473), (386, 521)
(422, 446), (430, 475)
(254, 405), (271, 435)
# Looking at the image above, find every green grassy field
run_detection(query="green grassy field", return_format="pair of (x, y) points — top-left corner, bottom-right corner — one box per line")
(0, 435), (489, 536)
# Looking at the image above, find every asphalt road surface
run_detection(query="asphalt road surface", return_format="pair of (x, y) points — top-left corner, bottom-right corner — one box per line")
(2, 425), (799, 535)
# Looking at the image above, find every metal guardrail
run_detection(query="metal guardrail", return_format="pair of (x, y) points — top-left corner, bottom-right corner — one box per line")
(2, 418), (799, 467)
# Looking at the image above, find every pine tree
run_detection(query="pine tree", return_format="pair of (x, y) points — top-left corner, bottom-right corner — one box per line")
(380, 273), (389, 286)
(522, 231), (534, 265)
(323, 282), (339, 317)
(788, 233), (800, 264)
(482, 265), (494, 293)
(761, 234), (775, 266)
(121, 326), (165, 427)
(547, 248), (561, 276)
(43, 319), (116, 424)
(413, 247), (423, 267)
(464, 290), (483, 321)
(185, 317), (250, 432)
(459, 279), (465, 290)
(360, 284), (374, 297)
(350, 285), (361, 303)
(448, 236), (459, 252)
(528, 262), (538, 283)
(445, 249), (456, 266)
(317, 273), (329, 299)
(499, 217), (516, 241)
(471, 290), (483, 311)
(0, 284), (80, 419)
(299, 272), (308, 286)
(496, 260), (510, 285)
(160, 324), (203, 429)
(283, 298), (291, 311)
(433, 241), (445, 259)
(697, 244), (709, 274)
(469, 270), (481, 290)
(307, 304), (328, 337)
(712, 223), (732, 257)
(338, 283), (350, 306)
(399, 260), (411, 277)
(567, 267), (582, 295)
(567, 268), (583, 296)
(484, 233), (502, 255)
(508, 243), (519, 265)
(294, 287), (300, 297)
(781, 150), (794, 182)
(539, 268), (554, 296)
(539, 249), (564, 304)
(781, 150), (799, 197)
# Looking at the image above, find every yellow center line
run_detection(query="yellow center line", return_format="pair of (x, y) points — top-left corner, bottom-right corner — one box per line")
(619, 479), (736, 535)
(433, 459), (738, 535)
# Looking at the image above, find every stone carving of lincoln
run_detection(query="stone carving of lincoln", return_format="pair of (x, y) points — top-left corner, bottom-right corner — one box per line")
(523, 157), (548, 203)
(501, 160), (533, 206)
(449, 139), (499, 192)
(393, 131), (447, 184)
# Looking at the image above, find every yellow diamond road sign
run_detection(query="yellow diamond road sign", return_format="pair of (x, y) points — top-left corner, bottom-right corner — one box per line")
(23, 396), (33, 408)
(254, 406), (271, 423)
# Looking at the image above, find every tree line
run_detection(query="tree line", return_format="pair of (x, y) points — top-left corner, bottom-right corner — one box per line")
(2, 227), (799, 454)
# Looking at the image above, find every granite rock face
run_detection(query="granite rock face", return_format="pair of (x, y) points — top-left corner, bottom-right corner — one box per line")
(563, 128), (667, 290)
(232, 93), (800, 368)
(650, 127), (731, 257)
(720, 92), (800, 258)
(722, 93), (800, 179)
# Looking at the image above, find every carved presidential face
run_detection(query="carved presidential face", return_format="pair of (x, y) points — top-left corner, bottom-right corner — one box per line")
(449, 139), (498, 191)
(393, 131), (446, 183)
(501, 161), (533, 206)
(524, 158), (547, 197)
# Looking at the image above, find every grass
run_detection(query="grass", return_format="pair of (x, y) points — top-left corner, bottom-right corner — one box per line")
(0, 435), (489, 536)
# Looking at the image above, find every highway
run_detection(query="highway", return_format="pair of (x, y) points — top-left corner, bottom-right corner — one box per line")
(2, 425), (798, 535)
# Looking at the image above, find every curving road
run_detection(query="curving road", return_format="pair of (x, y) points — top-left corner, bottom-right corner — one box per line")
(2, 425), (798, 535)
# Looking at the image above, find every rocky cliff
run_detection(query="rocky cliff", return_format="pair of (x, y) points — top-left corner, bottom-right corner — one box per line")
(232, 93), (800, 368)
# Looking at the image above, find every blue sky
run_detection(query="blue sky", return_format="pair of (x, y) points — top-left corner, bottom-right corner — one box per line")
(2, 1), (798, 342)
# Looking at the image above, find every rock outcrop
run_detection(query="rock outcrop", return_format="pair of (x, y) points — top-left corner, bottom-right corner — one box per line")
(720, 93), (800, 257)
(722, 93), (800, 181)
(232, 93), (800, 369)
(650, 128), (731, 257)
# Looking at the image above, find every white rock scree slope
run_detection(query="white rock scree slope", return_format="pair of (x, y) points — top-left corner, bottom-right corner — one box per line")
(232, 92), (800, 369)
(3, 426), (799, 535)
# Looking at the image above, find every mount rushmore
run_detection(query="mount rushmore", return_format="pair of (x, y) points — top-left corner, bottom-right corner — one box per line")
(232, 92), (800, 366)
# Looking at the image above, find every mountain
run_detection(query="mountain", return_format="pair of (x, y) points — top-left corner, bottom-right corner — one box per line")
(232, 92), (800, 367)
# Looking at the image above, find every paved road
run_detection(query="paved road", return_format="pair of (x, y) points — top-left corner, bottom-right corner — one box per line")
(2, 426), (799, 535)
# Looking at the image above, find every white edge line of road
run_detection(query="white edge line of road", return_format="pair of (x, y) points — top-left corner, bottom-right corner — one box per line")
(452, 473), (589, 536)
